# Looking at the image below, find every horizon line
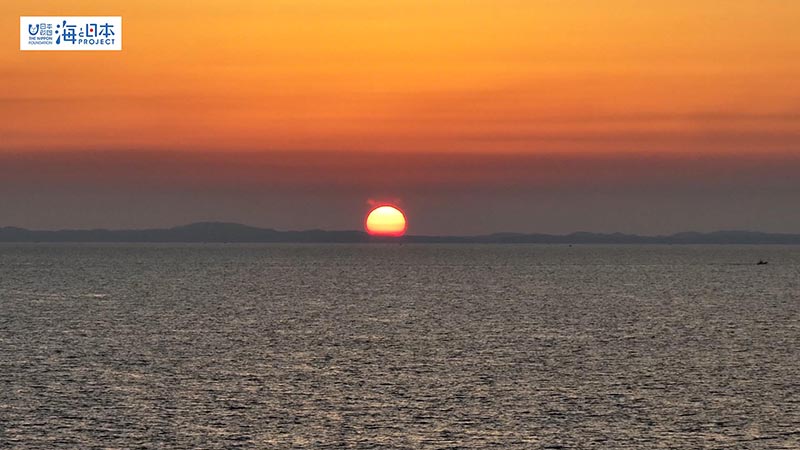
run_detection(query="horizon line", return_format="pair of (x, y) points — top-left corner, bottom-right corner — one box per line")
(2, 221), (800, 245)
(2, 220), (799, 236)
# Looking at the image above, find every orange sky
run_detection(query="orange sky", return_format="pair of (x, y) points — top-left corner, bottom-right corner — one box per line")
(2, 1), (800, 233)
(2, 0), (800, 154)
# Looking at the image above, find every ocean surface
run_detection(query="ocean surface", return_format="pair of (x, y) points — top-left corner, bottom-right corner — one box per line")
(1, 244), (799, 449)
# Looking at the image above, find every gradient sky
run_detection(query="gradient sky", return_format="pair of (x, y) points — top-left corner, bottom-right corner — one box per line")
(2, 1), (800, 234)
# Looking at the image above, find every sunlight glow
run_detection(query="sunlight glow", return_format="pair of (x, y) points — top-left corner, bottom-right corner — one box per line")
(365, 205), (407, 237)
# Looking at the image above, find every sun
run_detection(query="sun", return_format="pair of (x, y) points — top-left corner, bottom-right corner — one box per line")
(365, 205), (407, 237)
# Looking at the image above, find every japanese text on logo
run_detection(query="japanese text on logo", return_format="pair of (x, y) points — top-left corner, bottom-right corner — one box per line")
(21, 16), (122, 51)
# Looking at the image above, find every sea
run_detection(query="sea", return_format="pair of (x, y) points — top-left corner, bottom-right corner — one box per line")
(1, 244), (799, 449)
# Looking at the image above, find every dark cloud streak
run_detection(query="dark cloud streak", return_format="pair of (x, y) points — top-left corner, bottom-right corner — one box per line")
(1, 150), (799, 234)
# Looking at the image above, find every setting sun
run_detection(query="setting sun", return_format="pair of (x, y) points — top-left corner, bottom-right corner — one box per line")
(365, 205), (407, 237)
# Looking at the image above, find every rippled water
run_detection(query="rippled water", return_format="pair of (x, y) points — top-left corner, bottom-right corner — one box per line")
(1, 244), (799, 449)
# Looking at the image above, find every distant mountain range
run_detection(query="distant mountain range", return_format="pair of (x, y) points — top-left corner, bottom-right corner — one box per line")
(1, 222), (799, 244)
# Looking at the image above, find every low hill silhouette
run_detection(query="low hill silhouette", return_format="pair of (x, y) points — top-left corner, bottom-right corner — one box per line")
(1, 222), (800, 244)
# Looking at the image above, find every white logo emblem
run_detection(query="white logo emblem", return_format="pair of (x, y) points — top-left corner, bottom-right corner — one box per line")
(20, 16), (122, 51)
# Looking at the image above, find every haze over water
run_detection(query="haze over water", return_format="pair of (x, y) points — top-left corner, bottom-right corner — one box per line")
(2, 244), (799, 448)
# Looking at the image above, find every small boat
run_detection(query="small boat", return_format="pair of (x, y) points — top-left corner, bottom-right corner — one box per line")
(756, 260), (769, 265)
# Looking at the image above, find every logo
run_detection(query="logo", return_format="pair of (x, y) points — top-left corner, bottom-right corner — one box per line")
(20, 16), (122, 51)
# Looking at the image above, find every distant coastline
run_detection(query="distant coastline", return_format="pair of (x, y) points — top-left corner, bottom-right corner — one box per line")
(1, 222), (800, 244)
